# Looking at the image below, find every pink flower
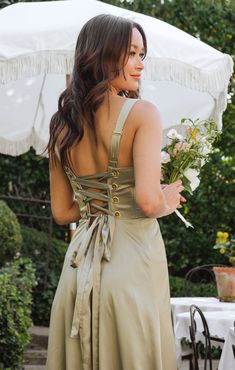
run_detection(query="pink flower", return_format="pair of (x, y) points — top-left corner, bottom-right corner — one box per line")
(173, 142), (191, 156)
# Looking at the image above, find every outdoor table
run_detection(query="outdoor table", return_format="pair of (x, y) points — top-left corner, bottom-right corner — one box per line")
(170, 297), (235, 367)
(174, 310), (235, 370)
(218, 326), (235, 370)
(171, 297), (235, 327)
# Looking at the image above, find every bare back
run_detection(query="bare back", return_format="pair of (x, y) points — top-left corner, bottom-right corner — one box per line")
(68, 94), (138, 178)
(50, 95), (164, 224)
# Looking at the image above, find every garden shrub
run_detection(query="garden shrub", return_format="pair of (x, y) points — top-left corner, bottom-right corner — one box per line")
(21, 225), (68, 325)
(0, 200), (22, 267)
(169, 275), (217, 297)
(0, 256), (36, 369)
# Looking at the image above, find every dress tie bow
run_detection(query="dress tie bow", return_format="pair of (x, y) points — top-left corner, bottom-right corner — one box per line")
(70, 215), (115, 370)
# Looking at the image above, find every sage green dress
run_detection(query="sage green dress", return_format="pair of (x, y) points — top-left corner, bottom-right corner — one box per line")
(46, 99), (177, 370)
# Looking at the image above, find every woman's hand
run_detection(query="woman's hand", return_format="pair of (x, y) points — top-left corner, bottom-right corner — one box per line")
(161, 180), (185, 216)
(178, 194), (187, 209)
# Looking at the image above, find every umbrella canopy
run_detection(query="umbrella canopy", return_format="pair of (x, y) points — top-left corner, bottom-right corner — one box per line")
(0, 0), (233, 156)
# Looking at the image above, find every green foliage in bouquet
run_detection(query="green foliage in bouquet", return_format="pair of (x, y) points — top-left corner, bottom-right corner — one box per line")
(0, 256), (36, 369)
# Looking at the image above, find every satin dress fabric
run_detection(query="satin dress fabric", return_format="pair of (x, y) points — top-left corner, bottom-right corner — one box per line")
(46, 99), (177, 370)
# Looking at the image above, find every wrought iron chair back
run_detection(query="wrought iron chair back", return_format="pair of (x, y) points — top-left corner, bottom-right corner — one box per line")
(233, 321), (235, 359)
(171, 310), (193, 370)
(184, 264), (219, 297)
(189, 304), (213, 370)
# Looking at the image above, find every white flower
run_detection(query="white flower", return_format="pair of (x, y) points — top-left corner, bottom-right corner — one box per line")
(201, 142), (212, 155)
(161, 151), (171, 163)
(199, 137), (212, 155)
(200, 158), (206, 166)
(167, 129), (178, 140)
(184, 168), (200, 191)
(176, 134), (184, 141)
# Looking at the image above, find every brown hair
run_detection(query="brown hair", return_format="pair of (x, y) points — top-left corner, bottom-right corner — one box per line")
(47, 14), (147, 167)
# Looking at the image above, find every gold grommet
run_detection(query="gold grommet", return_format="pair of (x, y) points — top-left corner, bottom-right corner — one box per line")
(112, 196), (119, 203)
(112, 183), (118, 190)
(114, 210), (121, 217)
(112, 170), (119, 178)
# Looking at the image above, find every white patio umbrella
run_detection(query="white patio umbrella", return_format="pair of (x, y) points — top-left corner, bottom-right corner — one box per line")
(0, 0), (233, 156)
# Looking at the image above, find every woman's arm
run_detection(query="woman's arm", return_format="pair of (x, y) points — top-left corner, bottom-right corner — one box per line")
(49, 154), (81, 225)
(133, 100), (183, 218)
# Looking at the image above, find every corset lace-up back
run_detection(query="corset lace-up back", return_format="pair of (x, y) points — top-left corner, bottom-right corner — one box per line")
(64, 98), (145, 220)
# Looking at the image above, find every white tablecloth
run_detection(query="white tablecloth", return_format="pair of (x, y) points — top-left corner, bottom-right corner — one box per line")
(171, 297), (235, 327)
(174, 310), (235, 340)
(218, 327), (235, 370)
(174, 310), (235, 370)
(170, 297), (235, 369)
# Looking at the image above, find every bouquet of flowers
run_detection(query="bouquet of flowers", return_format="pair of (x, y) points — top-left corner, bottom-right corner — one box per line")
(161, 118), (220, 227)
(213, 231), (235, 267)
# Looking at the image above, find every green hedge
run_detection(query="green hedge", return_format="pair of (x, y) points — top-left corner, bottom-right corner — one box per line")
(170, 275), (217, 297)
(0, 257), (36, 369)
(21, 225), (68, 325)
(0, 200), (22, 267)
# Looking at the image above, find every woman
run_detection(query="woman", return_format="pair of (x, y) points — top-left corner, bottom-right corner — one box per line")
(46, 13), (183, 370)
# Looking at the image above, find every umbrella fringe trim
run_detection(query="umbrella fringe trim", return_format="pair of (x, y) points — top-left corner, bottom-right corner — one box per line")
(0, 51), (233, 94)
(144, 55), (233, 96)
(0, 91), (226, 157)
(0, 51), (75, 84)
(0, 53), (232, 156)
(0, 130), (48, 157)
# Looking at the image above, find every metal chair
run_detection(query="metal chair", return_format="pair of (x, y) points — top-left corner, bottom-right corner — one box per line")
(189, 304), (213, 370)
(184, 264), (222, 296)
(189, 305), (225, 370)
(233, 321), (235, 359)
(171, 310), (193, 370)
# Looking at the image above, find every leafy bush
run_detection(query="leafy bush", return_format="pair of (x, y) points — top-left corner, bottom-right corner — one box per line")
(0, 256), (36, 369)
(21, 225), (68, 325)
(0, 200), (22, 267)
(170, 275), (217, 297)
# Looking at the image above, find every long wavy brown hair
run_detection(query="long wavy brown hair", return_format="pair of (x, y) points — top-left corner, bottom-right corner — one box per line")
(47, 14), (147, 167)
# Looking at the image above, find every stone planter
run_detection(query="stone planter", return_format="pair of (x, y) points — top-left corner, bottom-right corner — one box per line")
(213, 266), (235, 302)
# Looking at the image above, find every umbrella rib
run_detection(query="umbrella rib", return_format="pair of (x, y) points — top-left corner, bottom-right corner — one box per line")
(32, 74), (47, 130)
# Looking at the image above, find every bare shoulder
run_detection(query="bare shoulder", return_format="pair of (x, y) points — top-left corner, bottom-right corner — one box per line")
(131, 99), (162, 129)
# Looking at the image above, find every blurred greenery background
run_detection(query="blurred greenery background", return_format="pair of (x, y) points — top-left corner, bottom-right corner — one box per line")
(0, 0), (234, 328)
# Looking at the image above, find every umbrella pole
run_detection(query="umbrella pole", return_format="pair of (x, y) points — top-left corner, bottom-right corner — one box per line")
(66, 74), (71, 86)
(66, 74), (77, 240)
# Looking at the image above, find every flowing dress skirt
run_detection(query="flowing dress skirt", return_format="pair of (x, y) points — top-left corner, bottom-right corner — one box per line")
(46, 217), (177, 370)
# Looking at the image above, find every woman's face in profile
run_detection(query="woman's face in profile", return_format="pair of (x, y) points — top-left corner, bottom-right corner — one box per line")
(111, 27), (145, 93)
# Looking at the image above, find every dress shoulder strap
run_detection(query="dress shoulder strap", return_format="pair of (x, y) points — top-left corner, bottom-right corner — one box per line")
(108, 99), (138, 168)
